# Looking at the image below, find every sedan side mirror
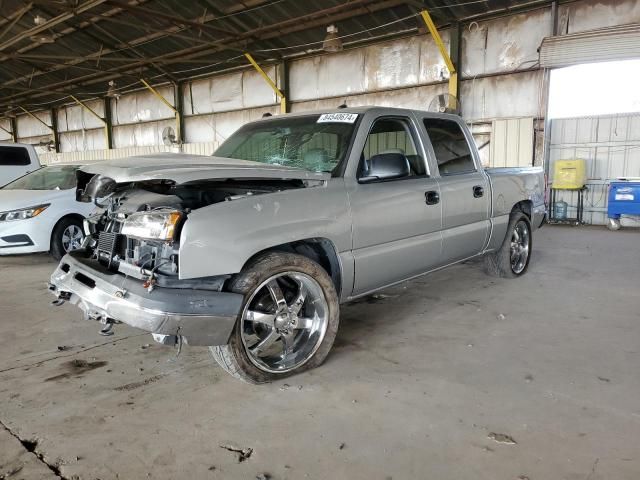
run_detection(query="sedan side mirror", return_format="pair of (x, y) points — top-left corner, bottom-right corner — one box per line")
(359, 152), (410, 183)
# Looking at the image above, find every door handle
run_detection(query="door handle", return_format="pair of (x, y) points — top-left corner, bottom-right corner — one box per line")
(425, 190), (440, 205)
(473, 185), (484, 198)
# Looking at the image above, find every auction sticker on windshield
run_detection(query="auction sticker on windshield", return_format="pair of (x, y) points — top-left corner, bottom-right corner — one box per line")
(317, 113), (358, 123)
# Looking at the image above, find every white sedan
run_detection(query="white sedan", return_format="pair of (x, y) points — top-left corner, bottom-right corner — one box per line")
(0, 165), (95, 259)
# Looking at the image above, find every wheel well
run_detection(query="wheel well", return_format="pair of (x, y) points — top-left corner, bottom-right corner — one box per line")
(512, 200), (532, 219)
(50, 214), (85, 247)
(243, 238), (342, 292)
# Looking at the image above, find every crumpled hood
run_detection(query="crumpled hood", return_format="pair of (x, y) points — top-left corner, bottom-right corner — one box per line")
(0, 188), (70, 212)
(80, 153), (330, 184)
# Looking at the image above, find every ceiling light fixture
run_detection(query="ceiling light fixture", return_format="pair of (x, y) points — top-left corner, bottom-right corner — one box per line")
(106, 80), (120, 99)
(31, 15), (54, 43)
(323, 25), (343, 53)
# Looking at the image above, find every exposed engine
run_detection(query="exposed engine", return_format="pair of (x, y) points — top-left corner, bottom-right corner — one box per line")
(79, 176), (306, 290)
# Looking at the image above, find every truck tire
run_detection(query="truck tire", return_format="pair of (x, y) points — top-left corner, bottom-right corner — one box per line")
(51, 217), (85, 261)
(210, 252), (340, 384)
(484, 211), (532, 278)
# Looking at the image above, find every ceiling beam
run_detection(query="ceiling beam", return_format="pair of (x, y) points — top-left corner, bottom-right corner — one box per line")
(0, 0), (259, 92)
(103, 0), (238, 38)
(1, 0), (407, 106)
(0, 3), (34, 42)
(0, 0), (108, 52)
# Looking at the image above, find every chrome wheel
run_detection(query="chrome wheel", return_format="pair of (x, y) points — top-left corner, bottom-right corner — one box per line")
(240, 272), (329, 373)
(61, 224), (84, 252)
(510, 220), (530, 274)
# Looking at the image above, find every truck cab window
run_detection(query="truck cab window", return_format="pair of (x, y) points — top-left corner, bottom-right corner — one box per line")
(423, 118), (476, 175)
(361, 118), (425, 177)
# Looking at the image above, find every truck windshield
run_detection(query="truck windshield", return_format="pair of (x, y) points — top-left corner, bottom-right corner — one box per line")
(2, 165), (80, 191)
(214, 114), (358, 174)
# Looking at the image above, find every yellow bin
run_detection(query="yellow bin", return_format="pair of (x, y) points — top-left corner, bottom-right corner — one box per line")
(552, 159), (587, 190)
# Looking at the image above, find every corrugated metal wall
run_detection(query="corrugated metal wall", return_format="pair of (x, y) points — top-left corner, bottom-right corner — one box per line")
(40, 142), (218, 165)
(549, 113), (640, 225)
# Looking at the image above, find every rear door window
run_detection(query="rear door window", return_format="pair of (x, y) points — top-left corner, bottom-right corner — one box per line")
(0, 146), (30, 166)
(423, 118), (476, 175)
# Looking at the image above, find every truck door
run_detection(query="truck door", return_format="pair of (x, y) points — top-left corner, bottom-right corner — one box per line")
(420, 116), (490, 262)
(348, 116), (443, 296)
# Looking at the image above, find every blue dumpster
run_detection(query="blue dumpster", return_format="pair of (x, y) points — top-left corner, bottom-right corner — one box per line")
(608, 181), (640, 219)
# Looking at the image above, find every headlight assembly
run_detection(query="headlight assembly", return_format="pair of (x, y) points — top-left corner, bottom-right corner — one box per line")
(0, 204), (49, 222)
(121, 210), (182, 241)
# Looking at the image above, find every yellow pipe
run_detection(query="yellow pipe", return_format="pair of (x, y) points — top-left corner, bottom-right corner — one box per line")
(140, 78), (181, 143)
(244, 53), (287, 114)
(70, 94), (110, 148)
(18, 105), (54, 132)
(420, 10), (458, 109)
(420, 10), (456, 74)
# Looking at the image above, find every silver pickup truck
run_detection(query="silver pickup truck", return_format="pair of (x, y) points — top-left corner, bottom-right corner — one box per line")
(49, 107), (545, 383)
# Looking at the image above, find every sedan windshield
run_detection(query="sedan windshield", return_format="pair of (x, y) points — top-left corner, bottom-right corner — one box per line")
(214, 114), (358, 174)
(3, 165), (80, 191)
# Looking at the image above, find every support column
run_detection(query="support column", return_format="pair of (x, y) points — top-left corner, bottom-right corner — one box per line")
(50, 108), (60, 153)
(104, 97), (114, 150)
(541, 1), (559, 171)
(174, 82), (185, 144)
(10, 116), (17, 143)
(277, 59), (290, 113)
(449, 22), (462, 105)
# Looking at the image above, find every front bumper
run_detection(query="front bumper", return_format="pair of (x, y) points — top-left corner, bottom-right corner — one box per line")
(0, 218), (44, 254)
(49, 253), (244, 346)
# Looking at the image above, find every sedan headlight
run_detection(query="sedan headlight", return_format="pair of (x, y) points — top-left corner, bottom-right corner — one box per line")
(0, 204), (49, 222)
(121, 210), (182, 241)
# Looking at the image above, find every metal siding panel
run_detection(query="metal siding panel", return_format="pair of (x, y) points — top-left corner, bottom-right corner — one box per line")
(463, 10), (550, 76)
(518, 118), (533, 166)
(0, 119), (11, 141)
(460, 71), (542, 121)
(16, 111), (52, 138)
(565, 0), (640, 33)
(112, 119), (175, 148)
(364, 37), (421, 90)
(490, 117), (533, 167)
(57, 100), (105, 132)
(112, 86), (175, 125)
(419, 30), (450, 83)
(242, 67), (278, 108)
(59, 129), (106, 152)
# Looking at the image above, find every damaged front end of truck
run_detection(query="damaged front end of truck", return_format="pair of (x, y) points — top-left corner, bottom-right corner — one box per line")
(48, 155), (329, 347)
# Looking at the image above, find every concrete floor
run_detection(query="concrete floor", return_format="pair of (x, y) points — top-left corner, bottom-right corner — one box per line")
(0, 226), (638, 480)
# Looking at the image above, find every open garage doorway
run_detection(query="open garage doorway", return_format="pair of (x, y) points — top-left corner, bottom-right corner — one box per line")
(549, 59), (640, 119)
(546, 59), (640, 225)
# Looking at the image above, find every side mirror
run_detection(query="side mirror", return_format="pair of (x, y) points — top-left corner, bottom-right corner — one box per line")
(359, 152), (410, 183)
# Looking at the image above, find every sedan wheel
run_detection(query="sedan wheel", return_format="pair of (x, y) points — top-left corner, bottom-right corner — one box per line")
(61, 224), (84, 253)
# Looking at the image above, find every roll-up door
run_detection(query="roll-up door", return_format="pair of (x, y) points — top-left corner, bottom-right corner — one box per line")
(539, 24), (640, 68)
